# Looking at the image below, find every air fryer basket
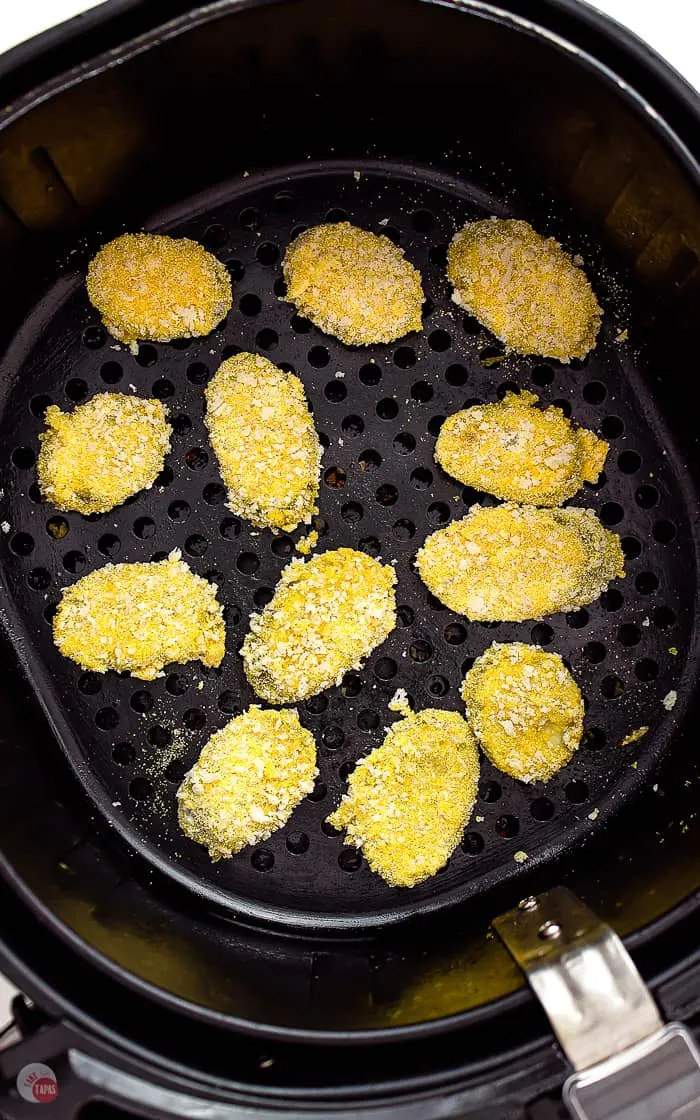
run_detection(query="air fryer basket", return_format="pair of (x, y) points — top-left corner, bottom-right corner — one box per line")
(1, 160), (698, 933)
(1, 0), (700, 1116)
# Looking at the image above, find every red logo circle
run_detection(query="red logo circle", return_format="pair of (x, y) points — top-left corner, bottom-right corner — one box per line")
(16, 1063), (58, 1104)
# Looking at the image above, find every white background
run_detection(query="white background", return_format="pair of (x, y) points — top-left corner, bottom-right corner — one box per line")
(0, 0), (697, 1025)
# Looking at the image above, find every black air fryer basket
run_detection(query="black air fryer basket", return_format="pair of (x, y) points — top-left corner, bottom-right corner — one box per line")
(1, 1), (700, 1117)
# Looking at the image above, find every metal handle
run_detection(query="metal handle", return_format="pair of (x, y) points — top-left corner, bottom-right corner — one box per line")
(493, 887), (700, 1120)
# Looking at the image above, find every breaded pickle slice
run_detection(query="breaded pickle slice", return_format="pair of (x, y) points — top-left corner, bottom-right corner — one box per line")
(87, 232), (232, 346)
(328, 708), (479, 887)
(447, 219), (601, 361)
(53, 550), (225, 680)
(205, 352), (321, 532)
(416, 504), (624, 621)
(283, 222), (424, 345)
(435, 390), (607, 506)
(242, 548), (397, 703)
(461, 642), (584, 783)
(37, 393), (170, 515)
(177, 707), (318, 860)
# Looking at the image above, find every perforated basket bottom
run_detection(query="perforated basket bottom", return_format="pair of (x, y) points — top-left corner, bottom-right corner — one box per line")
(0, 162), (697, 930)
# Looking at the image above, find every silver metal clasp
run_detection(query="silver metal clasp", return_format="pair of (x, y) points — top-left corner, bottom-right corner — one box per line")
(493, 887), (700, 1120)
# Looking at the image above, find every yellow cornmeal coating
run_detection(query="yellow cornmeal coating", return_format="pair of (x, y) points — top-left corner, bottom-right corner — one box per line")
(283, 222), (424, 346)
(416, 504), (624, 622)
(447, 219), (602, 361)
(53, 550), (225, 681)
(86, 232), (232, 346)
(204, 353), (321, 533)
(177, 707), (318, 861)
(328, 709), (479, 887)
(37, 393), (171, 515)
(242, 548), (397, 703)
(435, 390), (608, 506)
(461, 643), (584, 783)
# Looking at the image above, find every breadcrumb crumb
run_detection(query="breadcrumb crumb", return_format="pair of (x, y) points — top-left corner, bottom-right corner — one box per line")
(416, 503), (624, 621)
(177, 707), (317, 860)
(663, 690), (678, 711)
(388, 687), (411, 715)
(435, 390), (607, 506)
(447, 219), (601, 361)
(242, 548), (396, 703)
(205, 353), (321, 532)
(37, 393), (170, 515)
(328, 708), (479, 887)
(53, 550), (225, 680)
(283, 222), (424, 345)
(619, 726), (649, 747)
(296, 529), (319, 555)
(86, 232), (232, 345)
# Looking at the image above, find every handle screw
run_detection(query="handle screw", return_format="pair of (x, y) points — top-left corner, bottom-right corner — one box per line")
(518, 896), (538, 911)
(538, 920), (562, 940)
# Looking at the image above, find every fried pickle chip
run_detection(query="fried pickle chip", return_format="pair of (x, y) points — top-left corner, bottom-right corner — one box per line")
(447, 219), (601, 360)
(435, 390), (607, 506)
(328, 709), (479, 887)
(86, 232), (232, 346)
(204, 352), (321, 532)
(53, 550), (225, 680)
(283, 222), (424, 345)
(461, 642), (584, 783)
(37, 393), (171, 515)
(416, 504), (624, 621)
(241, 548), (396, 703)
(177, 707), (318, 860)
